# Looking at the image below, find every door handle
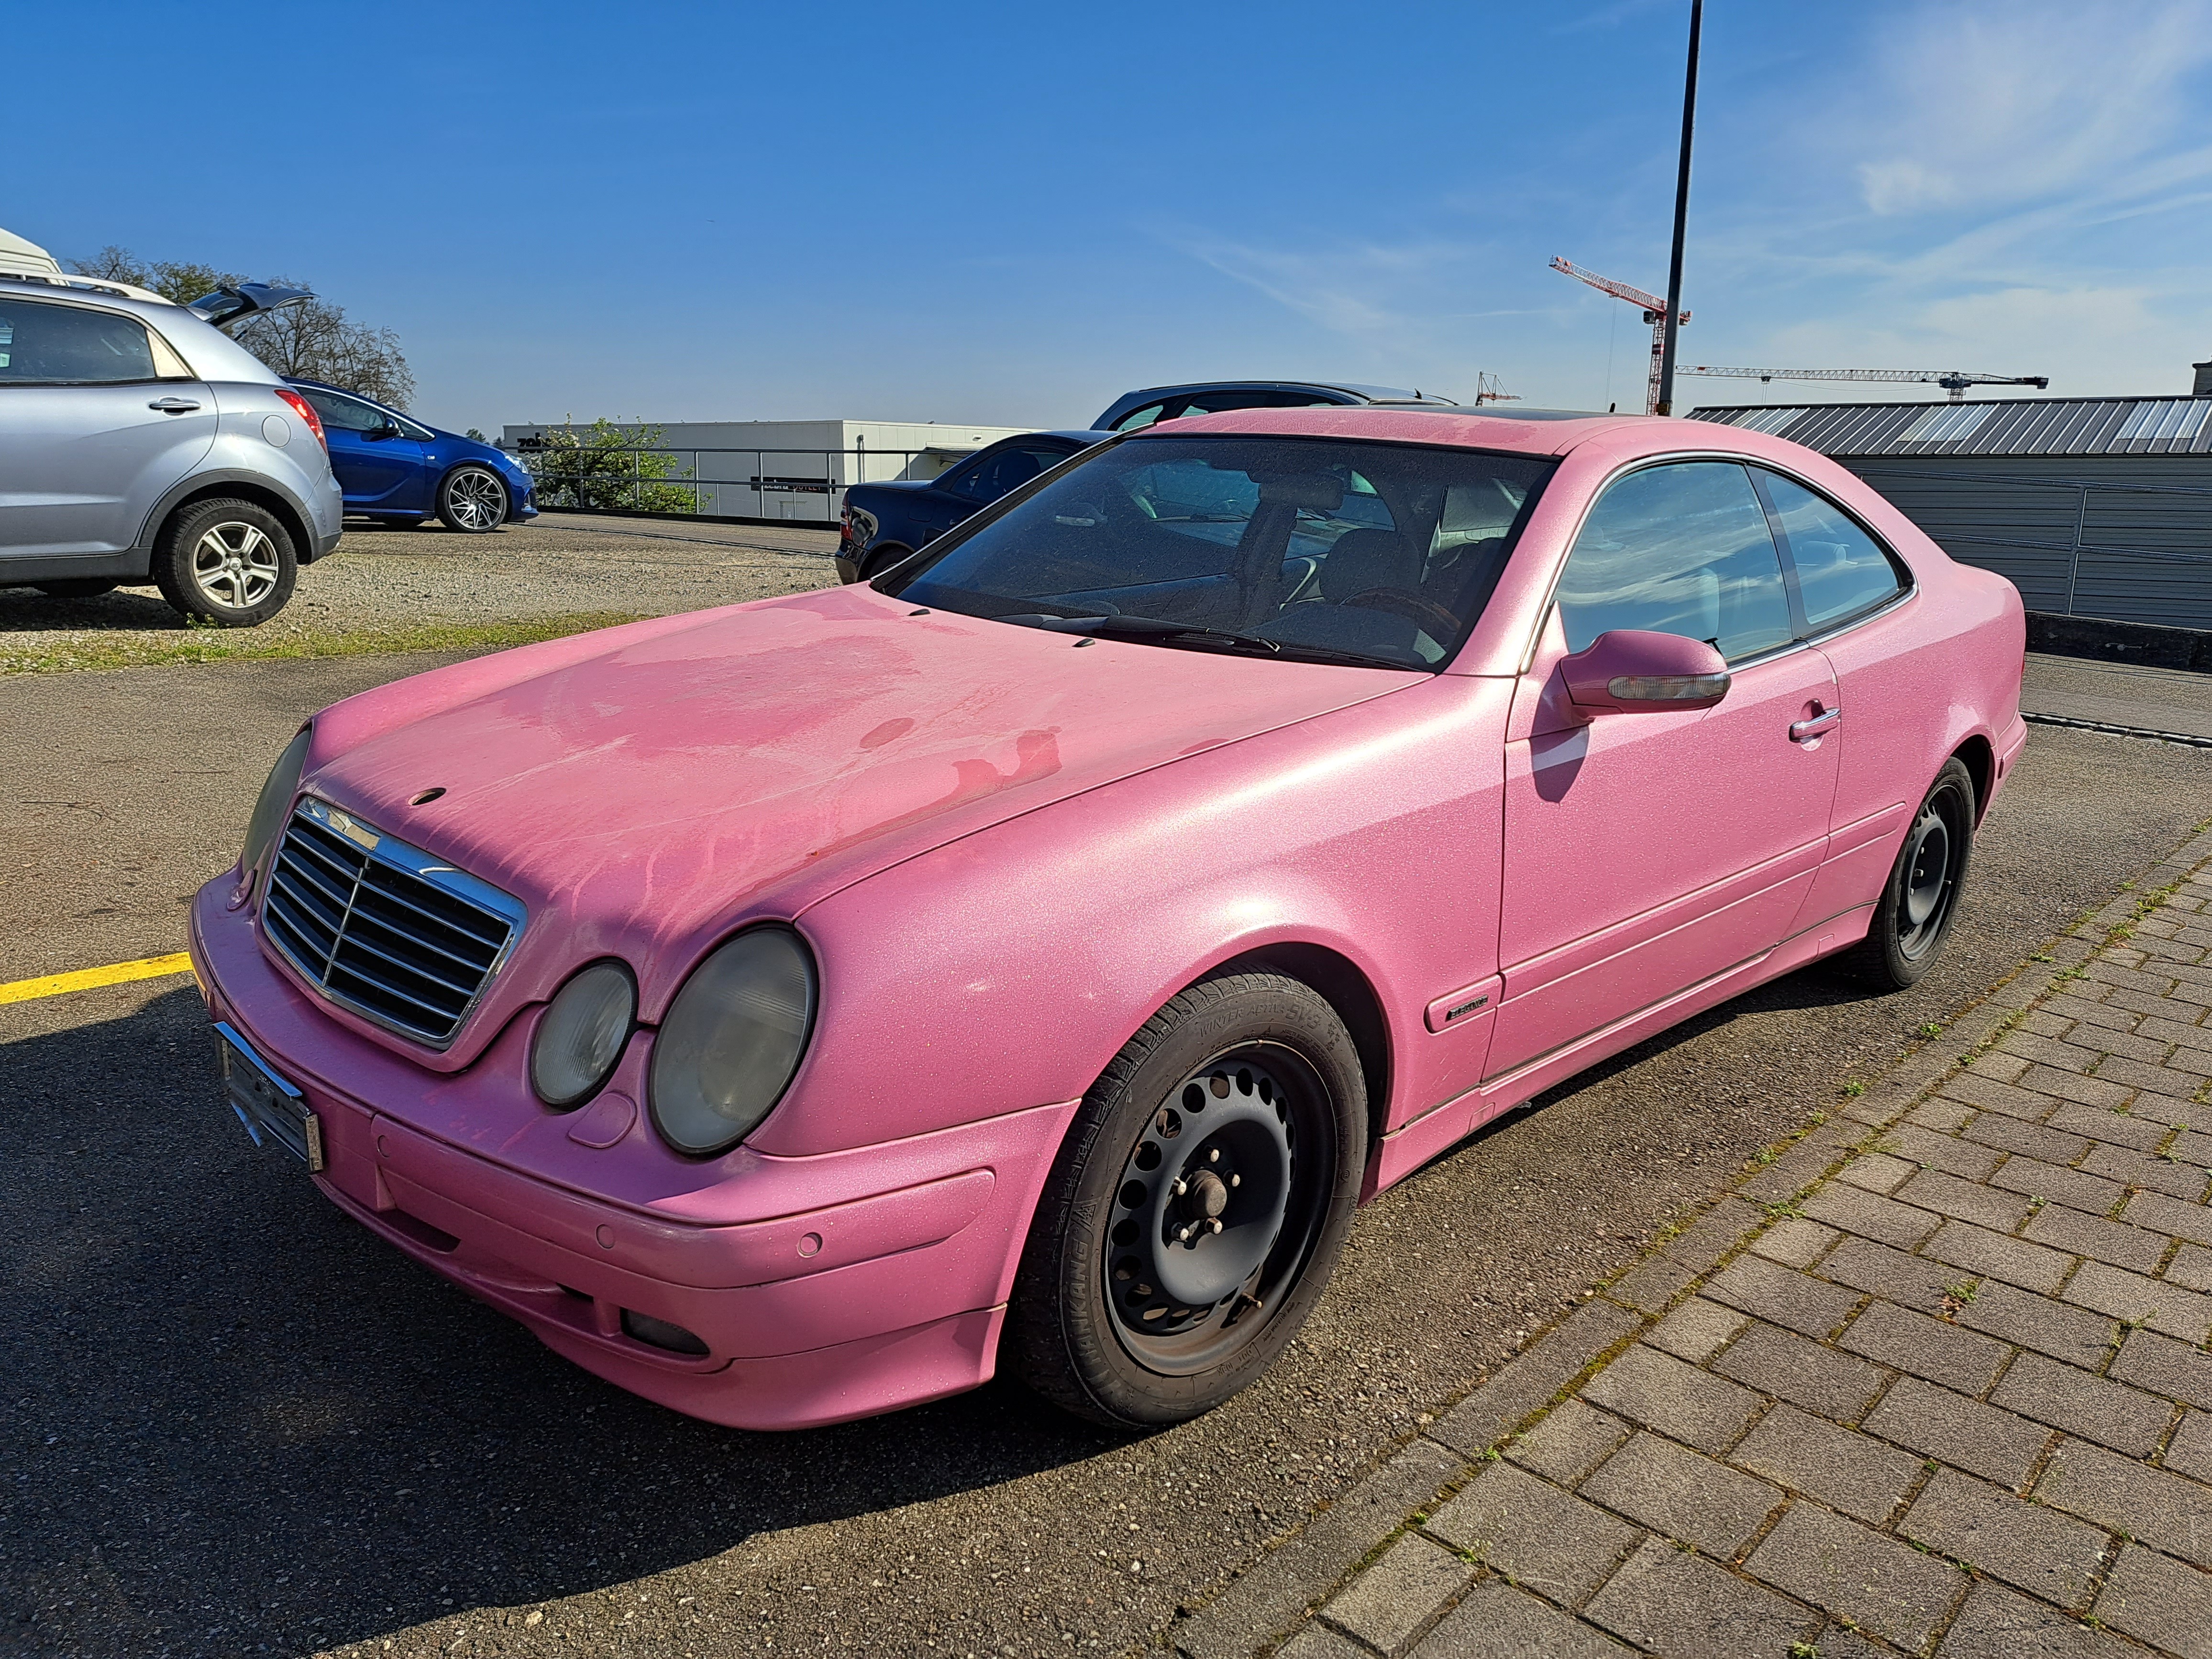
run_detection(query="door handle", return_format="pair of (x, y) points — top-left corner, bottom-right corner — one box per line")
(148, 397), (202, 413)
(1790, 706), (1843, 741)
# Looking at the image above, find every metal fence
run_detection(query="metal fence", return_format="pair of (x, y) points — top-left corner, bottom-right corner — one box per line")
(507, 445), (954, 524)
(1849, 463), (2212, 630)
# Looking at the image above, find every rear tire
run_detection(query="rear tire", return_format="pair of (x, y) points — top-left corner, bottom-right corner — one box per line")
(438, 466), (508, 532)
(33, 579), (120, 598)
(859, 542), (914, 581)
(1007, 972), (1367, 1428)
(1840, 757), (1975, 991)
(152, 498), (296, 627)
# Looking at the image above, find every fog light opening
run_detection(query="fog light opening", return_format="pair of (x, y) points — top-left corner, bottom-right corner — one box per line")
(385, 1208), (460, 1253)
(620, 1309), (709, 1356)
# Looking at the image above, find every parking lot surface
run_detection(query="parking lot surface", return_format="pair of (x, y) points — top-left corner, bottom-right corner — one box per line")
(0, 513), (839, 673)
(1223, 830), (2212, 1659)
(3, 555), (2211, 1656)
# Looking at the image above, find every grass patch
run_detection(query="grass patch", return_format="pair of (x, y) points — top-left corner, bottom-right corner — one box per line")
(1, 612), (649, 675)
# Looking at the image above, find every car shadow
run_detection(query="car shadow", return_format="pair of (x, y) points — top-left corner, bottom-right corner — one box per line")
(1, 986), (1123, 1657)
(0, 585), (194, 633)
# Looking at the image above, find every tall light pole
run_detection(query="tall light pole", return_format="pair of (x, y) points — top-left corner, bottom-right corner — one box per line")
(1653, 0), (1702, 417)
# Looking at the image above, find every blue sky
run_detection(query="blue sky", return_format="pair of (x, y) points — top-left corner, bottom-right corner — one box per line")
(14, 0), (2212, 432)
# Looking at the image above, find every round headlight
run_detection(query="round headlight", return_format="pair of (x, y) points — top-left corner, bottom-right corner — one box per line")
(530, 962), (637, 1108)
(648, 927), (816, 1156)
(242, 725), (312, 876)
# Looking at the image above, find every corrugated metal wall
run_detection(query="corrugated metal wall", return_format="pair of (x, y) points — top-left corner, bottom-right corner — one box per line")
(1839, 456), (2212, 629)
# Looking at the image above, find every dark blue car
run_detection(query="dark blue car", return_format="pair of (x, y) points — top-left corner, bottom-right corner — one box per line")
(836, 429), (1106, 582)
(285, 378), (537, 533)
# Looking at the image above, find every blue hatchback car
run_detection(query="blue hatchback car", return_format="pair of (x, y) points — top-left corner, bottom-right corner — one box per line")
(284, 378), (536, 533)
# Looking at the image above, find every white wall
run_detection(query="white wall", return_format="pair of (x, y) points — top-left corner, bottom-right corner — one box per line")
(499, 417), (1034, 520)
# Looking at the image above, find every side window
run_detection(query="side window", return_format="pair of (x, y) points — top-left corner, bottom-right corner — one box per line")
(1755, 469), (1908, 631)
(1556, 461), (1793, 663)
(0, 299), (158, 385)
(1111, 402), (1169, 432)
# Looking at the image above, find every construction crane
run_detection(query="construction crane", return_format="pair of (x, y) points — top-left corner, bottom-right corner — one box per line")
(1472, 372), (1520, 404)
(1681, 365), (2050, 403)
(1550, 255), (1689, 415)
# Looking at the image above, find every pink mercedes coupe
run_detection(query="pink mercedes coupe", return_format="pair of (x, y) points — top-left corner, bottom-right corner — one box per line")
(190, 406), (2026, 1430)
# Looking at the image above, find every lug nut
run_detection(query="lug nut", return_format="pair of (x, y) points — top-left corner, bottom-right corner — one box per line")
(1229, 1173), (1241, 1187)
(1208, 1217), (1223, 1235)
(1176, 1226), (1192, 1243)
(1208, 1148), (1221, 1163)
(1172, 1178), (1188, 1196)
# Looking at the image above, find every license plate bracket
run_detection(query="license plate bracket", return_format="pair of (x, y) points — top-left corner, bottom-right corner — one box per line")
(216, 1021), (323, 1172)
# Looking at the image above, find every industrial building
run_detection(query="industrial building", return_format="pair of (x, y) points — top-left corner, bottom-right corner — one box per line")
(498, 418), (1033, 523)
(1692, 371), (2212, 633)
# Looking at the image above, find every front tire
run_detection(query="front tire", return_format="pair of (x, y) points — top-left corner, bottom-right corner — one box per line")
(1842, 757), (1975, 990)
(1008, 972), (1367, 1428)
(152, 498), (296, 627)
(438, 466), (509, 533)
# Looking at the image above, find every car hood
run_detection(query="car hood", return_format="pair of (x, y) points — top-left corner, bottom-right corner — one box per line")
(299, 583), (1420, 1064)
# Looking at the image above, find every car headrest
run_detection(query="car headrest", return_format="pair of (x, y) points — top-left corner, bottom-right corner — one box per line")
(1321, 529), (1417, 599)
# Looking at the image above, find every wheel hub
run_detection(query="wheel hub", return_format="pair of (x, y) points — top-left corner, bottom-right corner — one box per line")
(1902, 814), (1951, 927)
(1107, 1060), (1297, 1355)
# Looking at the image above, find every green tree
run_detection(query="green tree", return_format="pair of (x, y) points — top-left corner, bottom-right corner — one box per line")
(68, 245), (414, 410)
(524, 419), (697, 513)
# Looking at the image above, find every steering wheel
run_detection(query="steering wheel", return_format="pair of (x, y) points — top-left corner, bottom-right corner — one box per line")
(1341, 587), (1462, 640)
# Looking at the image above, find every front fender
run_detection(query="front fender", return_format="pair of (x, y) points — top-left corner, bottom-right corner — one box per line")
(761, 674), (1515, 1158)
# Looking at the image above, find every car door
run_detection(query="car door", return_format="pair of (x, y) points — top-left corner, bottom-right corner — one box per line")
(1489, 459), (1840, 1079)
(0, 293), (217, 560)
(1751, 465), (1920, 911)
(296, 386), (427, 512)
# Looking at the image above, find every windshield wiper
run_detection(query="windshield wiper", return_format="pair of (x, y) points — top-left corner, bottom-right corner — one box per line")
(1012, 614), (1283, 654)
(998, 611), (1419, 670)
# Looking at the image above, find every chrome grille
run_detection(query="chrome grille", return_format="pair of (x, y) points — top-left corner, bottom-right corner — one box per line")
(260, 797), (525, 1048)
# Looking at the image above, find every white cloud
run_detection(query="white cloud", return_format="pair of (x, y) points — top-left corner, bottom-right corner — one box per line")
(1847, 1), (2212, 216)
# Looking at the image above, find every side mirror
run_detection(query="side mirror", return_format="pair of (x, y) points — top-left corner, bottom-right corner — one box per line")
(1560, 628), (1731, 715)
(367, 421), (403, 442)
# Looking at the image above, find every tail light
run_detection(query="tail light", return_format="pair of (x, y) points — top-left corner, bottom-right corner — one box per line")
(273, 387), (326, 447)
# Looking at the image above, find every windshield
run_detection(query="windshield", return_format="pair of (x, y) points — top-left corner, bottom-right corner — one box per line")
(883, 435), (1553, 670)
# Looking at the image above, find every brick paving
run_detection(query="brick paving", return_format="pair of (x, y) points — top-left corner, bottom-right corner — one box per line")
(1173, 828), (2212, 1658)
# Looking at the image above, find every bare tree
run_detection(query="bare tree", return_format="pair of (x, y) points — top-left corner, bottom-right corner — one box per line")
(67, 245), (415, 410)
(232, 295), (414, 410)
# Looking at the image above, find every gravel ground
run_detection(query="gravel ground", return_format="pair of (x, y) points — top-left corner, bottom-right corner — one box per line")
(3, 638), (2209, 1658)
(0, 513), (840, 665)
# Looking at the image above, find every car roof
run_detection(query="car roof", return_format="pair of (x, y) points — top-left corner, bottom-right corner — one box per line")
(1116, 379), (1444, 404)
(1147, 402), (1659, 456)
(0, 270), (179, 309)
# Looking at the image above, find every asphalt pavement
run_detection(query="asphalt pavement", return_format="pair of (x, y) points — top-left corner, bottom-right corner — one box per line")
(2022, 651), (2212, 741)
(4, 613), (2212, 1658)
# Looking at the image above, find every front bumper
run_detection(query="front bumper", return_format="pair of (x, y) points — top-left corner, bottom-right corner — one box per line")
(188, 876), (1076, 1430)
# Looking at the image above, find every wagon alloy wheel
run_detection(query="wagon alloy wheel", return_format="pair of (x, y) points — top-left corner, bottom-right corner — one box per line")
(151, 496), (298, 627)
(1841, 756), (1977, 991)
(439, 466), (508, 532)
(1009, 972), (1368, 1427)
(191, 521), (282, 608)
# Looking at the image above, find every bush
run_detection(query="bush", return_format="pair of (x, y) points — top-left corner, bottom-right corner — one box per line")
(522, 419), (697, 513)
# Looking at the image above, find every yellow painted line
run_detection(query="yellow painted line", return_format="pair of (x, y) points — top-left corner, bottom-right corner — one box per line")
(0, 952), (196, 1006)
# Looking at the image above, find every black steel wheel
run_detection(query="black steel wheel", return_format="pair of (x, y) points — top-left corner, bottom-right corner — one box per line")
(1008, 972), (1366, 1427)
(1841, 756), (1976, 991)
